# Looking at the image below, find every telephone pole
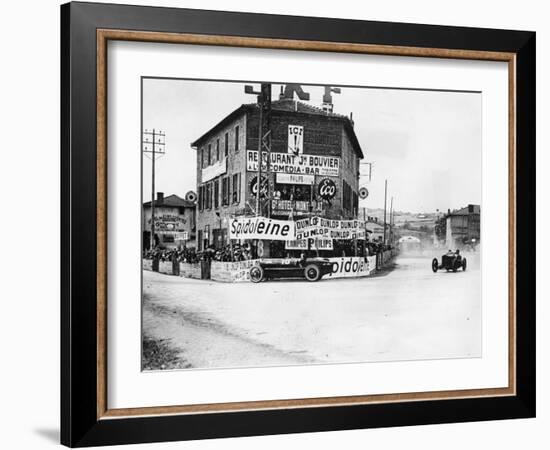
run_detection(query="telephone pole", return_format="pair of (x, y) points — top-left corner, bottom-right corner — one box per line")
(143, 129), (166, 249)
(383, 179), (388, 246)
(389, 196), (394, 245)
(245, 83), (272, 217)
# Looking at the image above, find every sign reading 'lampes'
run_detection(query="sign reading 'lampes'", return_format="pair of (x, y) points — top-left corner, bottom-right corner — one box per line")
(318, 178), (337, 200)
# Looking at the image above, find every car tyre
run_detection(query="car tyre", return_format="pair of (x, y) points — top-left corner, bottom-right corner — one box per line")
(250, 265), (264, 283)
(304, 264), (321, 282)
(462, 258), (467, 271)
(431, 258), (439, 273)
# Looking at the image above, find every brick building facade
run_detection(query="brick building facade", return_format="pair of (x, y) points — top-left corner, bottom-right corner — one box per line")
(191, 96), (364, 254)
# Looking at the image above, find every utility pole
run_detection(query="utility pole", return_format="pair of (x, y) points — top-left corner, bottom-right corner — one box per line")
(383, 179), (388, 246)
(389, 196), (394, 246)
(143, 129), (166, 249)
(245, 83), (271, 217)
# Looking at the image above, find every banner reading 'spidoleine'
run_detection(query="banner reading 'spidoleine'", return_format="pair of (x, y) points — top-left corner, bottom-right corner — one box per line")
(229, 217), (295, 241)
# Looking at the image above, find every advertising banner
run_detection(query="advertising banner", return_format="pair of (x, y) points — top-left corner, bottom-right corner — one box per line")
(325, 256), (376, 279)
(276, 173), (314, 185)
(211, 259), (260, 282)
(288, 125), (304, 155)
(285, 238), (333, 250)
(294, 216), (367, 240)
(247, 150), (340, 177)
(285, 239), (308, 250)
(229, 216), (295, 241)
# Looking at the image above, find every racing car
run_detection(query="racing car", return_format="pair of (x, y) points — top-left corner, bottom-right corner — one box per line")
(432, 250), (467, 273)
(249, 257), (335, 282)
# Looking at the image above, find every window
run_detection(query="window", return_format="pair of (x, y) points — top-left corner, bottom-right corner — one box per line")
(232, 173), (240, 204)
(162, 234), (174, 243)
(205, 183), (212, 209)
(222, 176), (230, 206)
(198, 185), (204, 211)
(214, 179), (219, 208)
(216, 139), (220, 161)
(234, 126), (240, 152)
(208, 143), (212, 165)
(342, 180), (352, 212)
(224, 132), (229, 157)
(200, 148), (205, 169)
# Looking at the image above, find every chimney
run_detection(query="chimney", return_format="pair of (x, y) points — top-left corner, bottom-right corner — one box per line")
(157, 192), (164, 203)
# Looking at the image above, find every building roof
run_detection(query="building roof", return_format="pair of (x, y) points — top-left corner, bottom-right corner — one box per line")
(143, 194), (195, 208)
(190, 99), (364, 159)
(450, 204), (481, 216)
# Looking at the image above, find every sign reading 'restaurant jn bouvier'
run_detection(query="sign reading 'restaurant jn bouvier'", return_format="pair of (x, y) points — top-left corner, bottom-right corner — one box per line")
(247, 150), (339, 176)
(229, 216), (295, 241)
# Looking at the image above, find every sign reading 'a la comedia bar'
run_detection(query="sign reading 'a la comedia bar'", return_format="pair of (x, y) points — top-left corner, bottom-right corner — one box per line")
(246, 150), (340, 176)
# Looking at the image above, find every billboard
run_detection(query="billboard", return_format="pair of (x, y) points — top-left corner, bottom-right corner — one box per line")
(247, 150), (339, 177)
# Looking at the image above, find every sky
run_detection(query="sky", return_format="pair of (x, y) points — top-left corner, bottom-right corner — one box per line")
(142, 78), (481, 213)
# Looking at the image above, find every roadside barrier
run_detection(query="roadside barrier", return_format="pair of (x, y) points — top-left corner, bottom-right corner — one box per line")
(143, 250), (397, 282)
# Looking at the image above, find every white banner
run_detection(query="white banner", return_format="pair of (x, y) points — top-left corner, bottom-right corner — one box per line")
(202, 157), (227, 182)
(276, 173), (314, 185)
(229, 216), (295, 241)
(295, 216), (367, 240)
(247, 150), (339, 176)
(288, 124), (304, 155)
(285, 239), (309, 250)
(325, 256), (376, 279)
(285, 238), (333, 250)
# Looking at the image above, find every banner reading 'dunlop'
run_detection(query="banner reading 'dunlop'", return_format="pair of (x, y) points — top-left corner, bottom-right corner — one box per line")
(295, 216), (367, 240)
(229, 217), (295, 241)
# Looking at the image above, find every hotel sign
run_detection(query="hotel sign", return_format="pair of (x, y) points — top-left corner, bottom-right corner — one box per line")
(247, 150), (339, 177)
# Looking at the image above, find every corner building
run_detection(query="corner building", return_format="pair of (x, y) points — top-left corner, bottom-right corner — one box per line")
(192, 96), (364, 255)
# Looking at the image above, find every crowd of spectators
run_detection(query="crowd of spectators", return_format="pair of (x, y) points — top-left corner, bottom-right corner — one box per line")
(143, 243), (254, 264)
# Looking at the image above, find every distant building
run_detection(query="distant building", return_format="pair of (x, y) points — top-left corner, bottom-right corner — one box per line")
(191, 95), (364, 254)
(435, 204), (480, 249)
(142, 192), (196, 250)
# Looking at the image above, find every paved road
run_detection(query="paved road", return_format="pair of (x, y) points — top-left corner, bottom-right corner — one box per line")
(142, 253), (481, 370)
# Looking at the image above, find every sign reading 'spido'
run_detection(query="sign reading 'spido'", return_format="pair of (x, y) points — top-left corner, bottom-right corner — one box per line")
(229, 216), (295, 240)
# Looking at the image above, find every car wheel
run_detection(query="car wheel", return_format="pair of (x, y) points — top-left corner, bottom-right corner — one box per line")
(304, 264), (321, 282)
(250, 265), (264, 283)
(431, 258), (439, 273)
(462, 258), (467, 271)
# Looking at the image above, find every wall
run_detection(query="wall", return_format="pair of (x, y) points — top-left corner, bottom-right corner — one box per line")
(246, 107), (361, 220)
(2, 1), (546, 450)
(196, 113), (248, 248)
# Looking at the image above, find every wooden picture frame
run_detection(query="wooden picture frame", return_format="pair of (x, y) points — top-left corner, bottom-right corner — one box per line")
(61, 2), (535, 447)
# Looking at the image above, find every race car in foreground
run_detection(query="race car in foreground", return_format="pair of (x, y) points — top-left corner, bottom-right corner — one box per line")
(432, 250), (467, 273)
(249, 257), (335, 282)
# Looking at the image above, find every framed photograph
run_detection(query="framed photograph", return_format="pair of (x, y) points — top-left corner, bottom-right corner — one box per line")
(61, 2), (535, 447)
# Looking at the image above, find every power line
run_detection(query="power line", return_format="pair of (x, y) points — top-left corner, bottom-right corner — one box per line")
(143, 129), (166, 250)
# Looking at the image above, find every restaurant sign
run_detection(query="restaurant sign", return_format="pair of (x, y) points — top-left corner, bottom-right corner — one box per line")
(247, 150), (339, 177)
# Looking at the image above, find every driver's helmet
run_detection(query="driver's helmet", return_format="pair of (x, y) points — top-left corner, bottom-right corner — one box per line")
(456, 249), (460, 255)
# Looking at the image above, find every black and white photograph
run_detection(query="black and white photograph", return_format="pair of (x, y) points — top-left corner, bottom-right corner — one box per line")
(141, 78), (482, 371)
